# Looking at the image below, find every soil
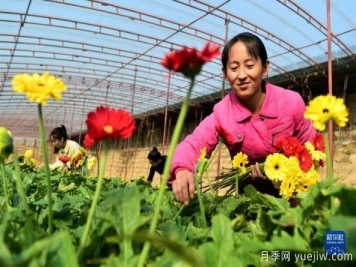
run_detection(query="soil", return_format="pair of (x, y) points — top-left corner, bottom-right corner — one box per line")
(332, 140), (356, 187)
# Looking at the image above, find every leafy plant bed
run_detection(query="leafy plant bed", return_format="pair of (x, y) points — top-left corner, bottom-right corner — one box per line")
(1, 164), (355, 267)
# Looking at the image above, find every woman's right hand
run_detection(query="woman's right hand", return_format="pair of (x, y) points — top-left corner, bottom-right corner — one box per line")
(172, 170), (195, 205)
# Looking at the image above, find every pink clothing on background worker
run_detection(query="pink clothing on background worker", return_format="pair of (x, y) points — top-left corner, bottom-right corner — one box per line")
(169, 82), (316, 179)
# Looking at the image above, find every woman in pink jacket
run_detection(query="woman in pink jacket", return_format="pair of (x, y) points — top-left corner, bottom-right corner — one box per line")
(170, 32), (316, 205)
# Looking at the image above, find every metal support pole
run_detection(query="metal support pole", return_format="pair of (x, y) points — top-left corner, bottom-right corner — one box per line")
(216, 17), (229, 177)
(124, 68), (137, 179)
(326, 0), (333, 170)
(162, 71), (171, 155)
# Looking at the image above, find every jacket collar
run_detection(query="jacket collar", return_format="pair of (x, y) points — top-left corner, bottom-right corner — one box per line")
(231, 82), (279, 122)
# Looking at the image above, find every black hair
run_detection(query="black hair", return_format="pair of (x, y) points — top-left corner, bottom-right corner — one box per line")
(50, 125), (68, 153)
(147, 147), (162, 161)
(221, 32), (268, 73)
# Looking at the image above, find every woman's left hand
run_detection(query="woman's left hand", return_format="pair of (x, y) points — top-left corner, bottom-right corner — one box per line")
(249, 163), (266, 180)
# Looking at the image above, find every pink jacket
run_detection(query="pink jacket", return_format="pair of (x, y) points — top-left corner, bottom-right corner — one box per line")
(170, 83), (316, 179)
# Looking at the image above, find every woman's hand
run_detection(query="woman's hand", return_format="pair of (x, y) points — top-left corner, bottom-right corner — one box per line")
(249, 163), (266, 180)
(172, 170), (195, 205)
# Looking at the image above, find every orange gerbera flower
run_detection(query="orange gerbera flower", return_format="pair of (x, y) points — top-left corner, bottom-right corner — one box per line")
(83, 133), (95, 150)
(161, 42), (220, 79)
(86, 106), (136, 141)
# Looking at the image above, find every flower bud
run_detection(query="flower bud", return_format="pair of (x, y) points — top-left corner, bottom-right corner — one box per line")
(0, 127), (14, 160)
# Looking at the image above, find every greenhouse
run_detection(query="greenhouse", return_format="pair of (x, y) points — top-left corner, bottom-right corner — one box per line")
(0, 0), (355, 266)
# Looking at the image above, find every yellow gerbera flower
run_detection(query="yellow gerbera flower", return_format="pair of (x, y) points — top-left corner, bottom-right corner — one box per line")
(264, 153), (288, 181)
(285, 156), (303, 177)
(24, 149), (33, 159)
(200, 147), (207, 159)
(305, 142), (326, 162)
(30, 157), (37, 166)
(279, 175), (298, 199)
(304, 94), (349, 131)
(87, 156), (96, 171)
(232, 152), (249, 174)
(12, 72), (67, 105)
(295, 167), (320, 194)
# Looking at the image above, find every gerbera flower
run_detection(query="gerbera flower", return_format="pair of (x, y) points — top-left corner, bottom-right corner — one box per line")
(0, 127), (14, 160)
(12, 72), (67, 105)
(161, 42), (220, 79)
(87, 156), (96, 171)
(30, 158), (37, 166)
(304, 94), (349, 131)
(200, 147), (207, 159)
(279, 175), (298, 199)
(264, 153), (289, 181)
(215, 124), (235, 149)
(232, 152), (249, 174)
(295, 146), (313, 172)
(86, 106), (136, 141)
(305, 141), (326, 162)
(295, 167), (320, 194)
(24, 149), (33, 159)
(71, 152), (83, 168)
(59, 155), (70, 164)
(312, 132), (325, 152)
(83, 133), (95, 150)
(275, 136), (302, 157)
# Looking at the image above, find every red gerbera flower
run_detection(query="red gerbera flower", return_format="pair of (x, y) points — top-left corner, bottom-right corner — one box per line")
(215, 124), (235, 149)
(83, 133), (95, 150)
(276, 136), (302, 157)
(86, 106), (136, 141)
(296, 146), (313, 172)
(59, 155), (70, 164)
(161, 42), (220, 79)
(312, 133), (325, 152)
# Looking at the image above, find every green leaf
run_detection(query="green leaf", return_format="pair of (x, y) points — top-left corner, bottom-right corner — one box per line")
(52, 196), (87, 211)
(12, 232), (79, 267)
(210, 214), (234, 250)
(323, 185), (356, 216)
(199, 243), (242, 267)
(132, 230), (204, 267)
(251, 191), (289, 212)
(96, 187), (144, 264)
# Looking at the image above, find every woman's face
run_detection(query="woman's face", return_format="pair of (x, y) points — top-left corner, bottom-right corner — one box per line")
(51, 136), (65, 149)
(223, 41), (269, 101)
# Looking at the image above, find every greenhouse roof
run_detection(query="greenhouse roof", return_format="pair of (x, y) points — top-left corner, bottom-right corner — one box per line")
(1, 0), (355, 138)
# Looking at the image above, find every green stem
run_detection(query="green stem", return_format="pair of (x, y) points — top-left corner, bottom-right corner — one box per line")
(137, 76), (196, 267)
(0, 158), (10, 208)
(323, 131), (335, 213)
(78, 139), (109, 260)
(172, 205), (185, 222)
(13, 148), (30, 214)
(205, 142), (221, 194)
(235, 171), (239, 198)
(195, 168), (207, 228)
(38, 104), (53, 234)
